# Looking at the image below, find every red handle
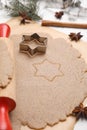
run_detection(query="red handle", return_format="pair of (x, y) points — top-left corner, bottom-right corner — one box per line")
(0, 97), (16, 130)
(0, 23), (10, 37)
(0, 103), (12, 130)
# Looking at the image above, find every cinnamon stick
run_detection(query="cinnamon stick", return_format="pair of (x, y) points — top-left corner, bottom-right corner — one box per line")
(41, 20), (87, 29)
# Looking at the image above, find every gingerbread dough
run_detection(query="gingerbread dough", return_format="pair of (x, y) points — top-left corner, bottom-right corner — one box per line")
(10, 34), (87, 130)
(0, 38), (13, 88)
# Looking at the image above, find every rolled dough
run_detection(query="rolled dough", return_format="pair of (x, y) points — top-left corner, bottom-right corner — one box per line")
(10, 34), (87, 130)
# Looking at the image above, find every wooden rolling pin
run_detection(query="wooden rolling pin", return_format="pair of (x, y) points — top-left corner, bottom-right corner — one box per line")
(0, 24), (16, 130)
(41, 20), (87, 29)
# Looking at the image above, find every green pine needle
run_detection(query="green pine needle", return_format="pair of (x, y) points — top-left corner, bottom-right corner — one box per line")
(5, 0), (41, 21)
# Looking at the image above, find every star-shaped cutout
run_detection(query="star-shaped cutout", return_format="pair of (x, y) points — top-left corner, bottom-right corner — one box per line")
(20, 33), (47, 57)
(33, 59), (64, 81)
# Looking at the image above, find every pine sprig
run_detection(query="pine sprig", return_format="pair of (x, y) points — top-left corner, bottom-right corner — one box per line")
(5, 0), (41, 21)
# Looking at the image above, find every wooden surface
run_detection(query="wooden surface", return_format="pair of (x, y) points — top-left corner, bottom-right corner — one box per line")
(7, 17), (87, 130)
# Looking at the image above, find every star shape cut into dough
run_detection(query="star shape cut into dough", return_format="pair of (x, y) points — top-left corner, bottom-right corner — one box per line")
(20, 33), (47, 56)
(33, 59), (64, 81)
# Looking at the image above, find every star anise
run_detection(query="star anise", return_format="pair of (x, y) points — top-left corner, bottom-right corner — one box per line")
(20, 18), (31, 24)
(72, 103), (87, 120)
(55, 11), (64, 19)
(19, 12), (32, 25)
(69, 32), (83, 41)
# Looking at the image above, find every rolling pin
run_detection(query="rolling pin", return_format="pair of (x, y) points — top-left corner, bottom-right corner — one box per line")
(0, 23), (16, 130)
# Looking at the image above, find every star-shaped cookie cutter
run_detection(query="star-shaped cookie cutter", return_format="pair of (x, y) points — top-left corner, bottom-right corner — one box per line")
(19, 33), (47, 57)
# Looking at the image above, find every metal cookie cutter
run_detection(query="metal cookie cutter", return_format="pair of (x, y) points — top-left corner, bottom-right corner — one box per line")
(19, 33), (47, 57)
